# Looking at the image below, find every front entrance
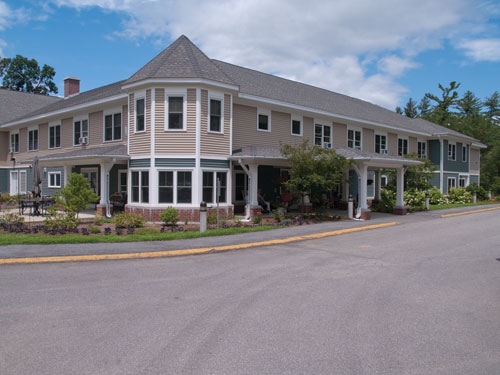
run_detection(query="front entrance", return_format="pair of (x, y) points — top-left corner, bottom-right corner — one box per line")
(81, 168), (98, 194)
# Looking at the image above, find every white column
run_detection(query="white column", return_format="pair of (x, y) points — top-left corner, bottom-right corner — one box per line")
(100, 161), (114, 205)
(248, 164), (259, 206)
(395, 166), (406, 208)
(375, 170), (381, 200)
(353, 163), (368, 209)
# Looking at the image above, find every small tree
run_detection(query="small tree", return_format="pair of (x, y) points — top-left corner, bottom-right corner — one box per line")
(281, 141), (348, 212)
(56, 173), (99, 219)
(160, 206), (180, 226)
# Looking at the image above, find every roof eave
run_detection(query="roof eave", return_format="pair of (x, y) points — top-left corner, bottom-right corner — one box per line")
(122, 78), (239, 92)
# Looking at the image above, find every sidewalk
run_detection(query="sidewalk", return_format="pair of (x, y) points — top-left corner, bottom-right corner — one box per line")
(1, 204), (499, 262)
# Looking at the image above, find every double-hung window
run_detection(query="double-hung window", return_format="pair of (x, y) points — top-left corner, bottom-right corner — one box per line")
(348, 129), (362, 149)
(417, 141), (427, 158)
(257, 109), (271, 131)
(202, 171), (227, 203)
(448, 143), (456, 160)
(131, 171), (149, 203)
(398, 138), (408, 156)
(291, 116), (302, 136)
(48, 172), (61, 188)
(136, 97), (145, 132)
(10, 132), (19, 153)
(177, 171), (192, 203)
(167, 96), (184, 130)
(375, 134), (387, 154)
(209, 99), (222, 132)
(315, 124), (332, 148)
(28, 128), (39, 151)
(49, 124), (61, 149)
(105, 112), (122, 141)
(74, 118), (89, 145)
(158, 171), (192, 204)
(462, 145), (467, 162)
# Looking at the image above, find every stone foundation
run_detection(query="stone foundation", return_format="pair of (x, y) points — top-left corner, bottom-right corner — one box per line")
(360, 208), (371, 220)
(125, 205), (234, 223)
(393, 206), (407, 215)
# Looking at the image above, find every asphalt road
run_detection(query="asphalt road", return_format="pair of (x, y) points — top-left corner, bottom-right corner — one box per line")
(1, 208), (499, 374)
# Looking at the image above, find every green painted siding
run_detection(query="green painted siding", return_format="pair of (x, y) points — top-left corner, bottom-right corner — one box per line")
(470, 175), (479, 185)
(443, 140), (468, 173)
(130, 159), (151, 168)
(200, 159), (230, 168)
(0, 169), (9, 193)
(429, 173), (441, 190)
(155, 158), (195, 168)
(428, 140), (441, 166)
(42, 167), (64, 197)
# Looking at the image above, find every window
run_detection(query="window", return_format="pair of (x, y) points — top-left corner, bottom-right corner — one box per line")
(348, 129), (362, 149)
(209, 99), (222, 132)
(167, 96), (184, 130)
(462, 145), (467, 162)
(291, 117), (302, 136)
(74, 119), (89, 145)
(177, 171), (192, 203)
(375, 134), (387, 154)
(417, 141), (427, 158)
(104, 113), (122, 141)
(257, 109), (270, 131)
(131, 171), (149, 203)
(398, 138), (408, 156)
(203, 171), (227, 203)
(158, 171), (174, 203)
(136, 98), (145, 132)
(459, 176), (467, 188)
(315, 124), (332, 148)
(448, 143), (456, 160)
(10, 133), (19, 153)
(28, 128), (39, 151)
(48, 172), (61, 188)
(447, 177), (456, 192)
(49, 124), (61, 149)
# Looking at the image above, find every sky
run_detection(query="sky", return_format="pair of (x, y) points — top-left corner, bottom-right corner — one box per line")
(0, 0), (499, 111)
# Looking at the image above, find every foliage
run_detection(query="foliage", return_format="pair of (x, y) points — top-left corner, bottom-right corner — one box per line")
(56, 173), (99, 219)
(370, 189), (396, 213)
(465, 183), (489, 201)
(404, 189), (426, 211)
(383, 153), (436, 191)
(0, 212), (24, 225)
(252, 211), (263, 225)
(427, 187), (447, 205)
(447, 188), (472, 204)
(0, 193), (18, 205)
(0, 55), (58, 95)
(271, 208), (286, 223)
(281, 140), (348, 212)
(159, 206), (180, 226)
(490, 177), (500, 196)
(114, 212), (145, 228)
(207, 213), (217, 225)
(43, 210), (79, 231)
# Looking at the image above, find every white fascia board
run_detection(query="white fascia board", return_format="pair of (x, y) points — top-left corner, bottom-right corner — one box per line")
(1, 93), (128, 128)
(122, 78), (239, 92)
(237, 93), (430, 137)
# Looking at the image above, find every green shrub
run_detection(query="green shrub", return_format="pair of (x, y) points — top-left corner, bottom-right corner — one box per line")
(89, 225), (101, 234)
(404, 189), (426, 211)
(371, 189), (396, 213)
(0, 212), (24, 225)
(427, 187), (446, 205)
(207, 213), (217, 225)
(159, 207), (179, 226)
(114, 212), (144, 228)
(271, 208), (286, 223)
(44, 210), (79, 231)
(447, 187), (472, 204)
(466, 183), (489, 201)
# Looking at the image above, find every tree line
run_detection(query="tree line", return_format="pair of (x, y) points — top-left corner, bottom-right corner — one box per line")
(396, 81), (500, 190)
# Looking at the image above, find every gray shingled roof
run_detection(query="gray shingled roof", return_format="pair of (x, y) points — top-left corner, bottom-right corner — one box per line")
(21, 144), (128, 163)
(126, 35), (236, 87)
(0, 89), (61, 125)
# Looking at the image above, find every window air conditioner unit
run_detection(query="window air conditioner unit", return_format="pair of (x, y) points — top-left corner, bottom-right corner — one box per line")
(79, 136), (88, 145)
(323, 142), (332, 149)
(8, 147), (15, 153)
(381, 149), (388, 154)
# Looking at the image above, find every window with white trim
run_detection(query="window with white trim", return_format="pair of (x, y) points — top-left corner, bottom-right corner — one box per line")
(348, 129), (362, 149)
(131, 171), (149, 203)
(417, 141), (427, 158)
(203, 171), (227, 203)
(459, 176), (467, 188)
(104, 112), (122, 141)
(315, 124), (332, 148)
(462, 145), (467, 162)
(135, 97), (145, 132)
(447, 177), (456, 192)
(49, 124), (61, 149)
(291, 116), (302, 136)
(48, 172), (61, 188)
(177, 171), (192, 203)
(209, 98), (222, 133)
(375, 134), (387, 154)
(398, 138), (408, 156)
(10, 132), (19, 153)
(74, 118), (89, 145)
(257, 109), (271, 131)
(28, 128), (38, 151)
(158, 170), (192, 204)
(448, 143), (456, 160)
(167, 96), (184, 130)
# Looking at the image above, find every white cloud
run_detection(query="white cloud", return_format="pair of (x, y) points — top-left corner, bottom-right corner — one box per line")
(42, 0), (496, 108)
(457, 38), (500, 62)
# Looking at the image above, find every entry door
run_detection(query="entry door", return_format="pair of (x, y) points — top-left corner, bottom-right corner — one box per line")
(81, 168), (98, 194)
(10, 171), (18, 195)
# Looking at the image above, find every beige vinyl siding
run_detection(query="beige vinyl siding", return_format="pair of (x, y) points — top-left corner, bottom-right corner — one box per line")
(39, 123), (48, 151)
(303, 117), (314, 144)
(388, 133), (398, 156)
(122, 104), (128, 143)
(270, 110), (302, 146)
(332, 122), (347, 149)
(129, 91), (151, 155)
(19, 128), (27, 153)
(362, 128), (374, 152)
(155, 88), (196, 154)
(470, 148), (480, 173)
(409, 136), (417, 154)
(201, 92), (231, 156)
(89, 111), (103, 145)
(61, 117), (73, 148)
(154, 88), (165, 152)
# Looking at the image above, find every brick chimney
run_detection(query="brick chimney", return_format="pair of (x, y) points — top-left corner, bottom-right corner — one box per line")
(64, 77), (80, 98)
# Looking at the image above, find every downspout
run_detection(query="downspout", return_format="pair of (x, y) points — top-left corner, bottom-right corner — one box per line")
(238, 159), (251, 220)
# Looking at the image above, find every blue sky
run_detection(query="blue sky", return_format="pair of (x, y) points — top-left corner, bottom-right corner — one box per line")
(1, 0), (499, 111)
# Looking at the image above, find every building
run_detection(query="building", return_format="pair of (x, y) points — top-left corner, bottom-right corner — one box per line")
(0, 35), (485, 221)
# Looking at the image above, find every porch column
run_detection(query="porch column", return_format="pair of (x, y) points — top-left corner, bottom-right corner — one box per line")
(394, 166), (407, 215)
(99, 161), (114, 217)
(248, 163), (259, 207)
(63, 165), (72, 187)
(353, 163), (369, 209)
(374, 170), (382, 201)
